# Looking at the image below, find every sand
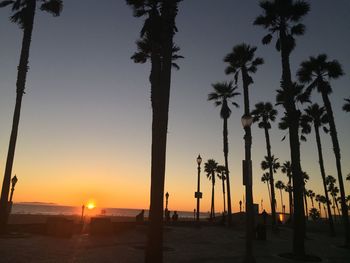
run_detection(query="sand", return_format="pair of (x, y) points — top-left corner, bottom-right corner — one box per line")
(1, 215), (350, 262)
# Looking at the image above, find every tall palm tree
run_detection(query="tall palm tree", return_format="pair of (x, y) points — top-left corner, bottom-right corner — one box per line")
(252, 102), (278, 225)
(254, 0), (310, 256)
(297, 54), (349, 243)
(261, 172), (272, 207)
(343, 97), (350, 112)
(216, 165), (226, 213)
(205, 159), (218, 219)
(275, 180), (285, 214)
(281, 161), (293, 221)
(126, 1), (181, 262)
(0, 0), (63, 233)
(301, 103), (335, 235)
(208, 81), (239, 225)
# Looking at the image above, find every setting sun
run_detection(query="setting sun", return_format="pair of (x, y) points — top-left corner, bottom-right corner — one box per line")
(87, 202), (95, 210)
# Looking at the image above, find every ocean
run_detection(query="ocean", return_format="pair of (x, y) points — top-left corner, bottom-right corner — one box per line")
(12, 203), (209, 219)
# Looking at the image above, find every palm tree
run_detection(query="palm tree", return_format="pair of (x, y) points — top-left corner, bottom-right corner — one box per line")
(343, 97), (350, 112)
(0, 0), (63, 233)
(254, 0), (310, 256)
(315, 194), (322, 217)
(126, 1), (181, 262)
(252, 102), (278, 225)
(301, 103), (335, 235)
(281, 161), (293, 221)
(216, 165), (226, 213)
(326, 175), (338, 221)
(319, 195), (328, 219)
(297, 54), (349, 243)
(307, 190), (315, 208)
(275, 180), (285, 214)
(205, 159), (218, 219)
(261, 173), (272, 206)
(208, 81), (239, 225)
(302, 172), (309, 219)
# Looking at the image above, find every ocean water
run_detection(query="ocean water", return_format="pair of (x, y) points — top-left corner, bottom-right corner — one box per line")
(12, 203), (209, 219)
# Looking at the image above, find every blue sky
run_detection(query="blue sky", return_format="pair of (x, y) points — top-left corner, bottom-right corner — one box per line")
(0, 0), (349, 212)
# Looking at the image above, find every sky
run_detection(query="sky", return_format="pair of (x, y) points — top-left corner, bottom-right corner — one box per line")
(0, 0), (349, 214)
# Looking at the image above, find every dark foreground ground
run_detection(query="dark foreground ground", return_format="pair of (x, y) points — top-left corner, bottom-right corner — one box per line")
(0, 221), (350, 263)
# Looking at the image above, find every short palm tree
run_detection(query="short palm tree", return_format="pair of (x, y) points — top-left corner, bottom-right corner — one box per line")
(318, 195), (328, 219)
(301, 103), (335, 234)
(307, 190), (315, 208)
(315, 194), (322, 217)
(281, 161), (293, 221)
(208, 81), (239, 225)
(254, 0), (310, 255)
(302, 172), (310, 219)
(326, 175), (338, 221)
(216, 165), (226, 213)
(261, 172), (272, 206)
(275, 180), (285, 214)
(252, 102), (278, 225)
(343, 97), (350, 112)
(205, 159), (218, 219)
(0, 0), (63, 233)
(297, 54), (349, 243)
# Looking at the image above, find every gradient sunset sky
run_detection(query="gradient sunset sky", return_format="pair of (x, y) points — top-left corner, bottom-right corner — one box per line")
(0, 0), (349, 213)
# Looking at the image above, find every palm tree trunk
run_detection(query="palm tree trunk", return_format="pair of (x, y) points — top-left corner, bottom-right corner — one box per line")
(266, 181), (272, 207)
(211, 178), (215, 219)
(322, 92), (350, 244)
(264, 126), (277, 225)
(223, 117), (232, 225)
(304, 191), (308, 220)
(280, 189), (284, 214)
(288, 172), (293, 222)
(242, 68), (254, 262)
(314, 124), (335, 235)
(280, 27), (305, 256)
(222, 178), (226, 213)
(0, 0), (36, 234)
(145, 2), (177, 262)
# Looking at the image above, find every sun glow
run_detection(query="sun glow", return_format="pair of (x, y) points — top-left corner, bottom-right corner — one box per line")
(87, 202), (95, 210)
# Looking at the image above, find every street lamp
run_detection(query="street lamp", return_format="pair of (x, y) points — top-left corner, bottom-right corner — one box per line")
(165, 192), (169, 211)
(195, 154), (202, 222)
(8, 175), (18, 214)
(241, 114), (255, 263)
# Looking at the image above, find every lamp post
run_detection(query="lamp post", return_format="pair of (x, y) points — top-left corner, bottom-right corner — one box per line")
(8, 175), (18, 214)
(242, 114), (255, 263)
(81, 205), (85, 223)
(165, 192), (169, 211)
(195, 154), (202, 222)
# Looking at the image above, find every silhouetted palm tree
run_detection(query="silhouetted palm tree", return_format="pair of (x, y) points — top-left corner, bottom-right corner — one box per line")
(307, 190), (315, 208)
(208, 81), (239, 225)
(261, 172), (272, 207)
(318, 195), (328, 219)
(252, 102), (278, 225)
(0, 0), (63, 233)
(205, 159), (218, 219)
(315, 194), (322, 217)
(254, 0), (310, 256)
(126, 1), (181, 261)
(343, 97), (350, 112)
(281, 161), (293, 221)
(297, 54), (349, 243)
(302, 171), (309, 219)
(216, 165), (226, 213)
(275, 180), (285, 213)
(301, 104), (335, 235)
(326, 175), (338, 221)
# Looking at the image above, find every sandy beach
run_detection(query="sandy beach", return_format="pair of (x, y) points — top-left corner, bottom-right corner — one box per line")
(1, 214), (349, 262)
